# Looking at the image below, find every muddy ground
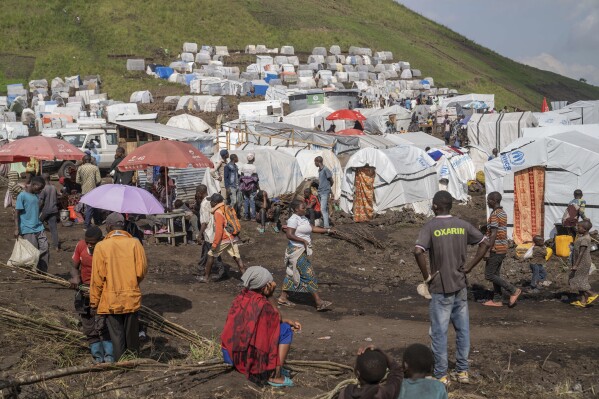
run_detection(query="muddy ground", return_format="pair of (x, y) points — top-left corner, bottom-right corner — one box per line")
(1, 188), (598, 399)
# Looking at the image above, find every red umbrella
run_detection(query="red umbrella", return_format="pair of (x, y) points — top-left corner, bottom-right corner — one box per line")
(0, 136), (85, 163)
(335, 128), (365, 136)
(117, 140), (214, 171)
(326, 109), (367, 121)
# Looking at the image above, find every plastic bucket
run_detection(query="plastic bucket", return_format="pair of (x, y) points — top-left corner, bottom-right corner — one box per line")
(60, 209), (70, 222)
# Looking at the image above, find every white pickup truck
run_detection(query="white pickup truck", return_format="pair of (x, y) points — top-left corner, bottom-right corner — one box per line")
(43, 126), (119, 176)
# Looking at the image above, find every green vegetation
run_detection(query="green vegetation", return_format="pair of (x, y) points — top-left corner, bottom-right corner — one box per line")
(1, 0), (598, 109)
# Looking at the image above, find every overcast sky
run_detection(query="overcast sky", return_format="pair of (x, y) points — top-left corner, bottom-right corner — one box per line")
(395, 0), (599, 86)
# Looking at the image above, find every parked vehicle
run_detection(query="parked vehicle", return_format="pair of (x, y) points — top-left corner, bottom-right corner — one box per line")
(42, 126), (118, 176)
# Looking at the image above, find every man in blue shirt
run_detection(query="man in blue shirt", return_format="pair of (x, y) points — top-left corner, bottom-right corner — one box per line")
(14, 176), (49, 272)
(314, 156), (333, 229)
(224, 154), (240, 212)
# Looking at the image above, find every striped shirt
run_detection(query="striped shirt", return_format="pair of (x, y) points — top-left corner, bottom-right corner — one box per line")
(487, 207), (508, 254)
(76, 163), (101, 194)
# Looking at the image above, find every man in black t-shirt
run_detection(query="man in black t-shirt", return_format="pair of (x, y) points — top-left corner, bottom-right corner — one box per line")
(413, 191), (488, 387)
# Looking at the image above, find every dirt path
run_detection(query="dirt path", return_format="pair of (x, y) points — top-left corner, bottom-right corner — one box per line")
(1, 188), (598, 398)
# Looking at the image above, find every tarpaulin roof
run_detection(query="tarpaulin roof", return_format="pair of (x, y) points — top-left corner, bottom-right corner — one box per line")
(114, 121), (214, 142)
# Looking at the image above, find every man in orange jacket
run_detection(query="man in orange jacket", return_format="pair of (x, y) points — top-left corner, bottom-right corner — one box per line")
(90, 212), (148, 361)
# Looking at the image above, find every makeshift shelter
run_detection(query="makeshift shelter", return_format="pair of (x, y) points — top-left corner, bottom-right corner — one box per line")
(466, 112), (538, 153)
(283, 107), (334, 130)
(533, 109), (582, 126)
(129, 91), (153, 104)
(340, 146), (437, 218)
(357, 106), (412, 134)
(561, 100), (599, 124)
(426, 147), (475, 202)
(238, 144), (342, 200)
(383, 132), (444, 150)
(208, 149), (303, 197)
(485, 127), (599, 243)
(166, 114), (212, 133)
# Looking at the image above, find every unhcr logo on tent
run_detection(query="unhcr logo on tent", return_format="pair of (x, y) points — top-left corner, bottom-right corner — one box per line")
(500, 150), (525, 171)
(500, 154), (511, 171)
(509, 150), (525, 166)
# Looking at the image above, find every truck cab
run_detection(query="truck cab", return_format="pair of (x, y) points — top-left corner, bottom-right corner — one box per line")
(42, 126), (119, 176)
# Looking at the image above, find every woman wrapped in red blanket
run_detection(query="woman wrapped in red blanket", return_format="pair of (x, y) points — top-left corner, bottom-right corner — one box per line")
(221, 266), (301, 387)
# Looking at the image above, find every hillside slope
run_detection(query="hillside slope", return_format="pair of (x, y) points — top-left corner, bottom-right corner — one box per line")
(1, 0), (598, 109)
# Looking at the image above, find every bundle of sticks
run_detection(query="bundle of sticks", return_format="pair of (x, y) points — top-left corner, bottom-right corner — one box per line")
(0, 306), (87, 348)
(0, 262), (216, 353)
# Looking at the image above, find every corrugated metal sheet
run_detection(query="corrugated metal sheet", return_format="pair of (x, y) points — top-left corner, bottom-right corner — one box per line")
(137, 168), (208, 202)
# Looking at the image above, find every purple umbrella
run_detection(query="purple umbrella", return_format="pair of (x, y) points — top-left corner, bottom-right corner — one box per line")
(79, 184), (164, 215)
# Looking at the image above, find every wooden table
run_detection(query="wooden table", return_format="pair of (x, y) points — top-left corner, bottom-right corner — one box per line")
(153, 213), (187, 246)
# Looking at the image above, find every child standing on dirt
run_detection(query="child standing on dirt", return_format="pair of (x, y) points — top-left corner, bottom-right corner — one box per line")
(569, 220), (598, 308)
(338, 346), (403, 399)
(399, 343), (447, 399)
(528, 235), (550, 293)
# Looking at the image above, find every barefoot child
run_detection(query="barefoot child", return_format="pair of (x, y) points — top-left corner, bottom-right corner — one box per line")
(569, 220), (598, 307)
(338, 346), (403, 399)
(529, 235), (548, 293)
(399, 343), (447, 399)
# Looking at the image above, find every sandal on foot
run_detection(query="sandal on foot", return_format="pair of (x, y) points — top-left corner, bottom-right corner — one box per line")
(586, 294), (598, 305)
(277, 299), (295, 307)
(316, 301), (332, 312)
(482, 300), (503, 307)
(508, 288), (522, 307)
(268, 376), (293, 387)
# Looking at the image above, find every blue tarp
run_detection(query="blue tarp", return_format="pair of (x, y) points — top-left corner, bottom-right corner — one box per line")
(253, 82), (269, 96)
(427, 150), (444, 161)
(184, 74), (196, 85)
(155, 67), (174, 79)
(264, 72), (278, 83)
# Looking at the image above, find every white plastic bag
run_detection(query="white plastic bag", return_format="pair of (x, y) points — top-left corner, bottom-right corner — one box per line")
(7, 237), (40, 269)
(4, 191), (12, 208)
(523, 246), (534, 260)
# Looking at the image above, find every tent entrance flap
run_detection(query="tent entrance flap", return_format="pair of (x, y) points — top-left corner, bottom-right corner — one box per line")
(513, 166), (545, 245)
(353, 167), (376, 222)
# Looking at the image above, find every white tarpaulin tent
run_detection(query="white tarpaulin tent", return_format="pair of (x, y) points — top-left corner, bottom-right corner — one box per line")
(439, 94), (495, 111)
(340, 146), (438, 216)
(166, 114), (212, 133)
(129, 91), (153, 104)
(238, 143), (342, 199)
(533, 109), (582, 126)
(356, 106), (412, 133)
(208, 149), (303, 197)
(467, 112), (538, 153)
(485, 127), (599, 240)
(283, 107), (334, 130)
(427, 147), (476, 202)
(522, 124), (599, 139)
(383, 132), (444, 150)
(562, 100), (599, 125)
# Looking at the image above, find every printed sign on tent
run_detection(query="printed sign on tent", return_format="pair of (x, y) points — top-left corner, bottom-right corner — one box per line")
(307, 93), (324, 105)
